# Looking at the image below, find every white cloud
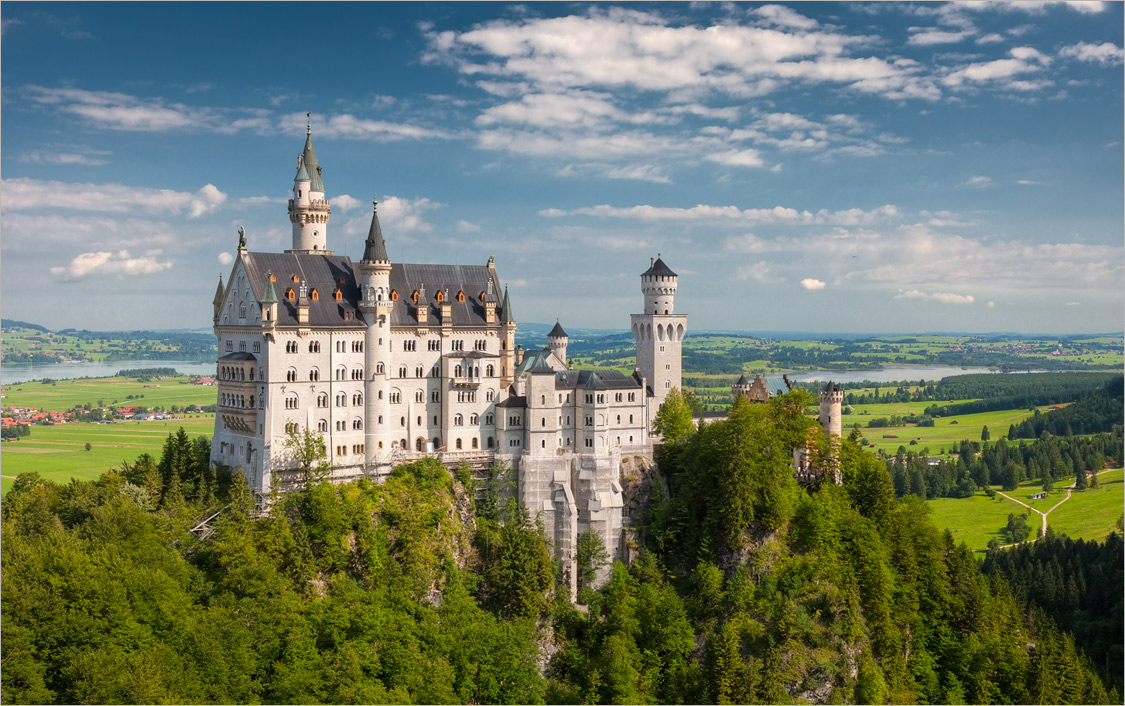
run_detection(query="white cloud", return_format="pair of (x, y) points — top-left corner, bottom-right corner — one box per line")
(1065, 301), (1081, 306)
(2, 178), (227, 218)
(332, 194), (364, 212)
(218, 252), (234, 266)
(456, 219), (481, 233)
(279, 111), (452, 141)
(960, 175), (992, 187)
(1063, 1), (1106, 14)
(908, 28), (974, 46)
(706, 148), (766, 168)
(50, 250), (172, 282)
(545, 202), (902, 226)
(987, 301), (996, 308)
(1058, 41), (1125, 65)
(734, 259), (782, 283)
(26, 86), (211, 131)
(378, 196), (442, 234)
(19, 145), (111, 166)
(943, 46), (1050, 89)
(896, 289), (975, 304)
(753, 4), (819, 30)
(800, 278), (826, 290)
(976, 33), (1005, 44)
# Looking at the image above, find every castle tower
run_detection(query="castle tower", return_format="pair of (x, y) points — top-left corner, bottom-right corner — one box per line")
(287, 113), (333, 254)
(731, 374), (750, 403)
(358, 195), (393, 472)
(631, 255), (687, 417)
(499, 286), (517, 389)
(819, 382), (843, 438)
(547, 320), (568, 367)
(212, 274), (225, 325)
(819, 382), (843, 485)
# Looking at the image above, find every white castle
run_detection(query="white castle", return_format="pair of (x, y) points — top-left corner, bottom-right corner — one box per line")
(210, 124), (689, 592)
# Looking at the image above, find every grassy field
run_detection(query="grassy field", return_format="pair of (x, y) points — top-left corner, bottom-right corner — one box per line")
(1, 417), (214, 495)
(850, 405), (1043, 455)
(925, 469), (1124, 552)
(1, 324), (214, 363)
(927, 492), (1021, 551)
(2, 375), (215, 412)
(1049, 468), (1124, 542)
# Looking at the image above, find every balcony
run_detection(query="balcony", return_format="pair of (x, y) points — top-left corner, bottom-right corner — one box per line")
(218, 405), (257, 434)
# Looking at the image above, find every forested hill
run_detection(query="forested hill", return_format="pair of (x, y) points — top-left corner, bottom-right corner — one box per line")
(2, 401), (1119, 703)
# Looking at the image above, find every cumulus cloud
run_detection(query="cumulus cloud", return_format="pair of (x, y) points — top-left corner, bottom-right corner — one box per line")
(908, 28), (975, 46)
(2, 178), (227, 218)
(1058, 41), (1125, 65)
(332, 194), (364, 212)
(800, 278), (826, 290)
(26, 86), (211, 131)
(456, 219), (481, 233)
(378, 196), (442, 234)
(278, 112), (452, 141)
(51, 250), (172, 281)
(218, 252), (234, 266)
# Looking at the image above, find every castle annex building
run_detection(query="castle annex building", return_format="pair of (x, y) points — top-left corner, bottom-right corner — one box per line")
(211, 125), (685, 592)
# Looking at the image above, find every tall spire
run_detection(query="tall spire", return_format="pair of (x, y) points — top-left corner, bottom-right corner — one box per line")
(301, 112), (324, 192)
(361, 193), (389, 263)
(213, 273), (225, 305)
(261, 273), (278, 304)
(500, 285), (515, 324)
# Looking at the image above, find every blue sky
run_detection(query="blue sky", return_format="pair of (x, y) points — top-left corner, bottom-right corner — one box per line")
(2, 1), (1122, 334)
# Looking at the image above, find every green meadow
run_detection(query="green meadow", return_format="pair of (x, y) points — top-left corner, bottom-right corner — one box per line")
(0, 417), (214, 495)
(2, 375), (214, 412)
(926, 492), (1019, 552)
(1050, 468), (1125, 542)
(849, 406), (1042, 455)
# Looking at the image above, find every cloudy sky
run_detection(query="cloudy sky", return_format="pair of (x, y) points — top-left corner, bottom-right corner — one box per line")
(2, 2), (1122, 334)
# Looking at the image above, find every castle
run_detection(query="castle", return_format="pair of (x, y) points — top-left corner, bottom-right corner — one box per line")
(210, 124), (692, 592)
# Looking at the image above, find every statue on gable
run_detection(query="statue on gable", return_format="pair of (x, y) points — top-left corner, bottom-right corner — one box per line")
(237, 225), (247, 251)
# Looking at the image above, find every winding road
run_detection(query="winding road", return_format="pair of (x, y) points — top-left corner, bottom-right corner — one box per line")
(994, 468), (1115, 548)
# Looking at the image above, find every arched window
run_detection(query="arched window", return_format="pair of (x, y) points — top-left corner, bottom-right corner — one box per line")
(336, 393), (346, 406)
(435, 290), (444, 302)
(479, 291), (487, 301)
(335, 289), (343, 301)
(352, 418), (363, 430)
(286, 288), (295, 301)
(416, 437), (425, 452)
(486, 364), (494, 377)
(352, 393), (363, 406)
(310, 288), (319, 301)
(470, 413), (479, 424)
(454, 414), (463, 426)
(376, 362), (385, 374)
(456, 291), (465, 302)
(286, 368), (297, 382)
(318, 419), (328, 432)
(471, 437), (478, 449)
(486, 390), (494, 402)
(390, 290), (398, 301)
(455, 438), (463, 450)
(412, 290), (420, 303)
(317, 393), (328, 408)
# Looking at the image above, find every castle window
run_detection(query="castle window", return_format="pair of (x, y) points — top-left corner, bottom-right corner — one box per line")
(285, 394), (299, 410)
(454, 414), (463, 426)
(352, 393), (363, 406)
(432, 390), (440, 402)
(628, 393), (635, 402)
(472, 438), (478, 449)
(412, 290), (420, 303)
(486, 414), (494, 425)
(391, 290), (398, 301)
(292, 275), (300, 283)
(390, 391), (401, 404)
(486, 390), (494, 402)
(435, 290), (444, 302)
(286, 288), (295, 301)
(616, 393), (622, 402)
(253, 342), (260, 353)
(479, 291), (487, 302)
(487, 437), (494, 448)
(270, 273), (277, 282)
(629, 415), (634, 424)
(309, 368), (320, 381)
(285, 422), (297, 434)
(286, 368), (297, 382)
(416, 366), (424, 377)
(309, 341), (320, 353)
(457, 291), (465, 302)
(353, 418), (363, 430)
(470, 413), (479, 424)
(617, 415), (621, 424)
(310, 289), (319, 301)
(335, 289), (343, 301)
(317, 393), (328, 408)
(336, 393), (346, 406)
(456, 438), (463, 450)
(318, 419), (328, 432)
(376, 363), (384, 374)
(399, 366), (407, 378)
(487, 364), (494, 377)
(415, 390), (424, 403)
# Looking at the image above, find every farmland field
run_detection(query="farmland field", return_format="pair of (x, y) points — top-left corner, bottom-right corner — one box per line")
(1, 375), (215, 412)
(0, 417), (214, 495)
(849, 405), (1044, 455)
(926, 492), (1021, 551)
(1049, 468), (1125, 542)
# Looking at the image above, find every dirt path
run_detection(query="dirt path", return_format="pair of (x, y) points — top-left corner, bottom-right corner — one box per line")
(994, 468), (1116, 548)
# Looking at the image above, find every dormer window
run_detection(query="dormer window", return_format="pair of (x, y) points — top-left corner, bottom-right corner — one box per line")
(270, 273), (277, 282)
(479, 291), (487, 301)
(435, 291), (444, 303)
(334, 289), (343, 301)
(310, 288), (319, 301)
(412, 290), (420, 303)
(292, 275), (300, 283)
(390, 290), (399, 301)
(286, 288), (296, 301)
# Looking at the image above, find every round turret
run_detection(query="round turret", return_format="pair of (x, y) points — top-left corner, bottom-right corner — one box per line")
(547, 320), (568, 365)
(819, 382), (843, 438)
(641, 255), (677, 315)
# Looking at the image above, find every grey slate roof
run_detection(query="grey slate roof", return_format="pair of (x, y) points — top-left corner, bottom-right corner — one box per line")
(302, 128), (325, 192)
(239, 252), (504, 330)
(735, 374), (748, 386)
(548, 321), (568, 338)
(761, 375), (792, 397)
(500, 286), (514, 324)
(642, 257), (677, 278)
(218, 351), (258, 362)
(496, 394), (527, 409)
(554, 369), (642, 391)
(213, 275), (225, 305)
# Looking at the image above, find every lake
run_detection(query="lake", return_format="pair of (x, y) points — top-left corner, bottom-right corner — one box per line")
(1, 359), (217, 385)
(789, 366), (1024, 385)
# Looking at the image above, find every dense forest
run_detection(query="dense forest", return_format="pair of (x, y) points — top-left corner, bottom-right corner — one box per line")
(982, 532), (1124, 690)
(886, 429), (1124, 498)
(3, 397), (1120, 704)
(1008, 376), (1124, 439)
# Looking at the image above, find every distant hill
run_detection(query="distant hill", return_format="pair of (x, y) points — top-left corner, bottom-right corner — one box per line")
(1, 319), (49, 333)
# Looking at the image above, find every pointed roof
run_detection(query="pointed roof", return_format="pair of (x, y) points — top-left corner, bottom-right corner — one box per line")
(361, 195), (389, 263)
(301, 114), (325, 192)
(500, 286), (515, 324)
(294, 154), (311, 182)
(548, 320), (568, 339)
(735, 374), (747, 386)
(213, 275), (225, 304)
(261, 273), (278, 304)
(642, 256), (677, 278)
